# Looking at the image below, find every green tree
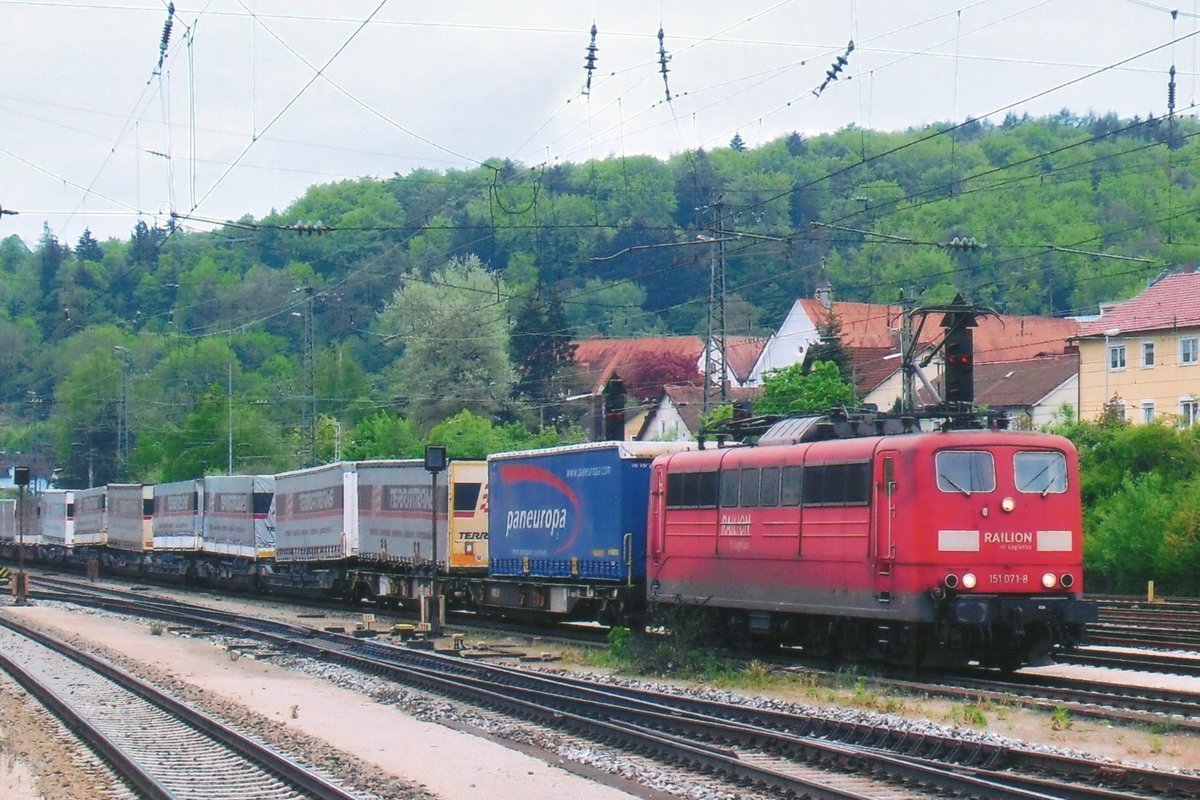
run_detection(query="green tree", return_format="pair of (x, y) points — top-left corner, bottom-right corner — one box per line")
(146, 386), (290, 481)
(800, 311), (853, 381)
(755, 360), (857, 416)
(75, 229), (104, 264)
(343, 411), (422, 460)
(510, 288), (575, 409)
(427, 410), (558, 459)
(377, 254), (515, 427)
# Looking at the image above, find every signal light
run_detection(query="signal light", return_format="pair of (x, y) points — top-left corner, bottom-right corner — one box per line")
(941, 296), (977, 404)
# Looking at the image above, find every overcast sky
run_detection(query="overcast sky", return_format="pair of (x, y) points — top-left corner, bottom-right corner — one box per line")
(2, 0), (1198, 246)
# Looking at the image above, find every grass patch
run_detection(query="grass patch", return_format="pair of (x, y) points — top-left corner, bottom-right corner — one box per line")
(576, 606), (913, 713)
(1050, 705), (1072, 731)
(1149, 720), (1179, 735)
(948, 703), (988, 727)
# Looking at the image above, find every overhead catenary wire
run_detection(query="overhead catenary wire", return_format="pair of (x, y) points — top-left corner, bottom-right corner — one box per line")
(186, 0), (396, 218)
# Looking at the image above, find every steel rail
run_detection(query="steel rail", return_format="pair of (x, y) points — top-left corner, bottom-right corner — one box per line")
(0, 645), (182, 800)
(0, 614), (363, 800)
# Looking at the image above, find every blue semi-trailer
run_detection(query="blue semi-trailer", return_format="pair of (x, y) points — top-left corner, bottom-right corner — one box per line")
(475, 441), (691, 620)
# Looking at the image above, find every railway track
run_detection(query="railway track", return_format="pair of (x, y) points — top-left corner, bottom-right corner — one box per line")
(1086, 594), (1200, 652)
(33, 574), (1200, 730)
(0, 613), (363, 800)
(24, 578), (1200, 800)
(873, 670), (1200, 731)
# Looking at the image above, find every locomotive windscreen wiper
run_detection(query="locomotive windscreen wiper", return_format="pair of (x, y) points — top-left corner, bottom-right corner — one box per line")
(939, 472), (971, 496)
(1018, 461), (1052, 493)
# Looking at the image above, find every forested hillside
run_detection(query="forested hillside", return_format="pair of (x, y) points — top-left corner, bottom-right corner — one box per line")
(1, 111), (1198, 484)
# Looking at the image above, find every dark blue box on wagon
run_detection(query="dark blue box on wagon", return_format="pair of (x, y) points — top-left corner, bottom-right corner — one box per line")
(487, 442), (690, 581)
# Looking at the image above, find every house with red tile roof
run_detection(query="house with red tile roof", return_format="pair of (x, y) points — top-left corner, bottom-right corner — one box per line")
(1073, 268), (1200, 424)
(748, 290), (1080, 414)
(573, 335), (765, 440)
(573, 336), (706, 396)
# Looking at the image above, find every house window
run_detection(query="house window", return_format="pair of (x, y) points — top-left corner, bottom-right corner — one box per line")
(1108, 344), (1126, 370)
(1142, 341), (1155, 367)
(1182, 337), (1199, 365)
(1183, 399), (1200, 427)
(1142, 402), (1155, 423)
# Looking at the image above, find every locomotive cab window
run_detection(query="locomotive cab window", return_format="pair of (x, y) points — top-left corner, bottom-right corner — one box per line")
(935, 451), (995, 494)
(1014, 451), (1067, 494)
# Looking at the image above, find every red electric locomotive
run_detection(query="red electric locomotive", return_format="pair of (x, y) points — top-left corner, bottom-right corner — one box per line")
(647, 417), (1094, 669)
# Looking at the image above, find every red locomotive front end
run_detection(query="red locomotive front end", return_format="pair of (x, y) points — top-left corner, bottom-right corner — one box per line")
(879, 430), (1093, 667)
(647, 423), (1094, 669)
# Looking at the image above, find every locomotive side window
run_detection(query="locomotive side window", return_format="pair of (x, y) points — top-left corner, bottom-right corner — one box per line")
(667, 473), (684, 507)
(802, 462), (870, 506)
(1014, 451), (1067, 494)
(760, 467), (781, 506)
(666, 471), (719, 508)
(935, 451), (995, 494)
(720, 470), (740, 507)
(780, 466), (802, 505)
(739, 469), (761, 507)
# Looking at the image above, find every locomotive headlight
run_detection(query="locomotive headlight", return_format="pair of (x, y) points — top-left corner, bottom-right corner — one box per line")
(1060, 573), (1075, 589)
(944, 573), (959, 589)
(961, 572), (977, 589)
(1001, 497), (1016, 513)
(1041, 572), (1057, 589)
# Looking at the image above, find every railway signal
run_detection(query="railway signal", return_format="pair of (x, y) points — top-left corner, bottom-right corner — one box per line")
(14, 464), (29, 604)
(940, 301), (978, 405)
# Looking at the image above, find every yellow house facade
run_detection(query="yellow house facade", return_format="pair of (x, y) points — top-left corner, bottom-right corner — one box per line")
(1075, 270), (1200, 425)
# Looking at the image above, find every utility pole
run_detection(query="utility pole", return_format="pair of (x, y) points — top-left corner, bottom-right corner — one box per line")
(227, 347), (234, 475)
(26, 392), (42, 491)
(114, 347), (129, 480)
(701, 196), (728, 415)
(899, 290), (917, 415)
(297, 283), (316, 467)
